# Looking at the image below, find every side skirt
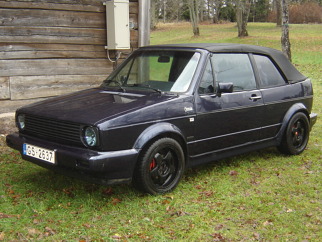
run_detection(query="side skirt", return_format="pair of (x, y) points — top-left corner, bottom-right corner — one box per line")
(187, 138), (278, 168)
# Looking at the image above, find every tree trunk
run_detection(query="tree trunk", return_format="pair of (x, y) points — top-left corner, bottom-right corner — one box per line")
(236, 0), (251, 37)
(212, 0), (221, 24)
(163, 0), (167, 23)
(281, 0), (291, 61)
(150, 0), (157, 30)
(276, 0), (282, 26)
(188, 0), (200, 36)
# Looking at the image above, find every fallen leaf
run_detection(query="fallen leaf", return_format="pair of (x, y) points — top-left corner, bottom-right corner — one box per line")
(162, 199), (171, 204)
(111, 197), (122, 205)
(216, 202), (223, 207)
(28, 228), (41, 236)
(101, 187), (113, 196)
(250, 178), (260, 185)
(305, 213), (313, 218)
(229, 170), (238, 176)
(199, 191), (214, 197)
(0, 232), (5, 241)
(263, 220), (273, 226)
(33, 219), (40, 224)
(171, 211), (191, 217)
(215, 224), (224, 230)
(62, 188), (75, 198)
(195, 185), (202, 189)
(0, 213), (16, 218)
(253, 232), (260, 240)
(45, 227), (55, 235)
(210, 233), (225, 241)
(8, 189), (15, 194)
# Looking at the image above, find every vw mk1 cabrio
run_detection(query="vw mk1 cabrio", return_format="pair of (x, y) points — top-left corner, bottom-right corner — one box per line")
(6, 44), (317, 194)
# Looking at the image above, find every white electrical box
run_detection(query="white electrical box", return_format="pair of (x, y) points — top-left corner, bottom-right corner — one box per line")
(104, 0), (130, 49)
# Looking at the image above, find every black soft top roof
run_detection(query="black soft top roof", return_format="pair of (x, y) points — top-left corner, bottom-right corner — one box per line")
(141, 43), (306, 83)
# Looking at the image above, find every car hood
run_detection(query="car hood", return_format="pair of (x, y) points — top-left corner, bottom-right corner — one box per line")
(18, 88), (179, 125)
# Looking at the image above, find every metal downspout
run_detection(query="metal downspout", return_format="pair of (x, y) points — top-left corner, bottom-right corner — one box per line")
(138, 0), (150, 47)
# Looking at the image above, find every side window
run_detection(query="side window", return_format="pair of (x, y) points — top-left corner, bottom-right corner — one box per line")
(198, 59), (215, 94)
(254, 55), (286, 87)
(212, 53), (256, 91)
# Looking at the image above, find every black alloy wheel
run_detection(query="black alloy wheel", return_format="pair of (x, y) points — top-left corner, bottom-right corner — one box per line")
(133, 138), (185, 194)
(278, 112), (310, 155)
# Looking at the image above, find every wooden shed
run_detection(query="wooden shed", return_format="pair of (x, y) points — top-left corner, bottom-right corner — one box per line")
(0, 0), (150, 133)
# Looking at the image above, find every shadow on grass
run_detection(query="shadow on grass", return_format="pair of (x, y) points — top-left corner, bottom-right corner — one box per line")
(184, 147), (281, 180)
(10, 147), (282, 203)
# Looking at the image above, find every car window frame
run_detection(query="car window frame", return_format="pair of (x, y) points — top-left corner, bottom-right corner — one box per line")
(249, 53), (288, 89)
(197, 54), (216, 96)
(198, 52), (261, 96)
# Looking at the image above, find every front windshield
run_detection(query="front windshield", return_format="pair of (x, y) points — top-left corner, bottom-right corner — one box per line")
(102, 50), (201, 93)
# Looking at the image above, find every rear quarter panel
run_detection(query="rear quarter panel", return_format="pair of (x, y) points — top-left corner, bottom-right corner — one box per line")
(260, 79), (313, 140)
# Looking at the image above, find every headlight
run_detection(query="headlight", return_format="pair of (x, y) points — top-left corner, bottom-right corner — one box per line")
(17, 114), (25, 130)
(83, 126), (98, 147)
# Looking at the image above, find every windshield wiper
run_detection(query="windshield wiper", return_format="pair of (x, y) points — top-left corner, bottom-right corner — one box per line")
(103, 80), (126, 92)
(130, 84), (163, 94)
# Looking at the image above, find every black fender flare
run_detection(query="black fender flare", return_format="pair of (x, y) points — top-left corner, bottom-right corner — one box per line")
(276, 103), (309, 143)
(133, 122), (186, 151)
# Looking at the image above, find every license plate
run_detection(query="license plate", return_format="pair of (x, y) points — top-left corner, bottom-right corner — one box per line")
(23, 144), (56, 164)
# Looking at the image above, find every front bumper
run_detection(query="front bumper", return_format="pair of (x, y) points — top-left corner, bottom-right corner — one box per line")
(310, 113), (318, 130)
(6, 133), (139, 185)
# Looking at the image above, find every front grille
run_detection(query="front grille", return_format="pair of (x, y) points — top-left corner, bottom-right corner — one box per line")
(24, 115), (82, 146)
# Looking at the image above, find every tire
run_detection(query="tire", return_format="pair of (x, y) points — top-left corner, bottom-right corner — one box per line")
(278, 112), (310, 155)
(133, 138), (185, 195)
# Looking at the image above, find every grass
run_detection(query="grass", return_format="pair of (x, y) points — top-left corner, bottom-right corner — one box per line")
(1, 22), (321, 241)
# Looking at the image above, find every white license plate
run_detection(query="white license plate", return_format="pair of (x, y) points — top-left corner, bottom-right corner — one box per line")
(23, 144), (56, 164)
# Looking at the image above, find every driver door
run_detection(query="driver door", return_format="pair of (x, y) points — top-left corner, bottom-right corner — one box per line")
(192, 53), (265, 157)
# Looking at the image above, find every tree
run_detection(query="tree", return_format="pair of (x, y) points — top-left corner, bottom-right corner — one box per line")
(281, 0), (291, 61)
(150, 0), (157, 30)
(187, 0), (200, 36)
(220, 2), (236, 22)
(236, 0), (251, 37)
(275, 0), (282, 26)
(249, 0), (270, 22)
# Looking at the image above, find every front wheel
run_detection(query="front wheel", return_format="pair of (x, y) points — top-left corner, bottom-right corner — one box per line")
(133, 138), (185, 195)
(278, 112), (310, 155)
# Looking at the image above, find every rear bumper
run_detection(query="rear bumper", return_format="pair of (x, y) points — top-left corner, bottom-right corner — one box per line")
(310, 113), (317, 130)
(6, 132), (139, 185)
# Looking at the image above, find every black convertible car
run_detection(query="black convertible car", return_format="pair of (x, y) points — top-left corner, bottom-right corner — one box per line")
(6, 43), (317, 194)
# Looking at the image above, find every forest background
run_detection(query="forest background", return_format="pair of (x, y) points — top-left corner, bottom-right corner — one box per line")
(151, 0), (322, 30)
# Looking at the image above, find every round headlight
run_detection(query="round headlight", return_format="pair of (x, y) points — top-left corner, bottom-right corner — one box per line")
(17, 114), (25, 130)
(84, 126), (97, 147)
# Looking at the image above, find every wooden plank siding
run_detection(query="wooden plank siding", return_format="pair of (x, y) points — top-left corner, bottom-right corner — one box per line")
(0, 0), (139, 114)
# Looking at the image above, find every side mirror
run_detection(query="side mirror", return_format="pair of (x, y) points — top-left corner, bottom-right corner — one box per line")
(217, 82), (233, 97)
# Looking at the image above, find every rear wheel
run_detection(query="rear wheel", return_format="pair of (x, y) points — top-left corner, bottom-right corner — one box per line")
(133, 138), (185, 194)
(278, 112), (309, 155)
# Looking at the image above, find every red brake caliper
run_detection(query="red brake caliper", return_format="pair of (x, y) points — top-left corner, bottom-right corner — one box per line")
(150, 159), (156, 171)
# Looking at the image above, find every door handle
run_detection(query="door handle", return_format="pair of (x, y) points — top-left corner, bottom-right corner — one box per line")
(249, 95), (262, 101)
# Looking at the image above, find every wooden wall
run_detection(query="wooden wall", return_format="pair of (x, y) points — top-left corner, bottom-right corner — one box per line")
(0, 0), (139, 114)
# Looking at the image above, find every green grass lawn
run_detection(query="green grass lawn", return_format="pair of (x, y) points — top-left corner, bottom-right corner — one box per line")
(1, 22), (321, 241)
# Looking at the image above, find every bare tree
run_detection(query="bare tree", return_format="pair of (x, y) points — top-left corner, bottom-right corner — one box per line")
(163, 0), (167, 23)
(236, 0), (251, 37)
(151, 0), (157, 30)
(275, 0), (282, 26)
(187, 0), (200, 36)
(211, 0), (224, 23)
(281, 0), (291, 61)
